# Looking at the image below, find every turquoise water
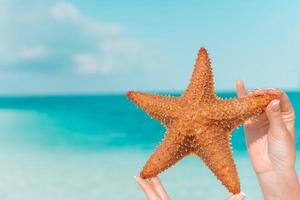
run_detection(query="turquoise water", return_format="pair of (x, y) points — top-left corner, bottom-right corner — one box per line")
(0, 92), (299, 200)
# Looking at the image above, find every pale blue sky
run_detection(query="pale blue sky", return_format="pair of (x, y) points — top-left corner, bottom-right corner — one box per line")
(0, 0), (299, 95)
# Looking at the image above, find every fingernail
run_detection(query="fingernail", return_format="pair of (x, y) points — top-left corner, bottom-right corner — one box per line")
(240, 192), (247, 197)
(236, 192), (247, 200)
(271, 99), (280, 112)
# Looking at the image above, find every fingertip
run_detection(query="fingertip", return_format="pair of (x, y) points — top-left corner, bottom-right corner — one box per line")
(236, 79), (247, 97)
(253, 88), (263, 96)
(134, 176), (140, 183)
(135, 176), (146, 185)
(240, 192), (247, 196)
(269, 99), (281, 112)
(274, 87), (282, 92)
(279, 91), (294, 113)
(265, 100), (288, 135)
(236, 79), (243, 85)
(135, 176), (161, 199)
(135, 176), (152, 192)
(248, 91), (254, 97)
(226, 192), (247, 200)
(280, 91), (289, 102)
(239, 192), (247, 199)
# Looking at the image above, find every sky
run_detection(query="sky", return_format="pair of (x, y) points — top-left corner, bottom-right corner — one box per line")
(0, 0), (300, 95)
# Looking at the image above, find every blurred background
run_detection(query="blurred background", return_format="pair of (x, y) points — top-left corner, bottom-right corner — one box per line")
(0, 0), (299, 199)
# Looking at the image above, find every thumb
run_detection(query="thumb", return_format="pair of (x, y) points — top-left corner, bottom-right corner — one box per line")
(265, 99), (286, 136)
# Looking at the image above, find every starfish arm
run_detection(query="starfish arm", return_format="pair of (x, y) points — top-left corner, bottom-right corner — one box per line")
(183, 48), (216, 102)
(127, 91), (180, 125)
(193, 130), (240, 194)
(206, 94), (278, 121)
(140, 129), (187, 178)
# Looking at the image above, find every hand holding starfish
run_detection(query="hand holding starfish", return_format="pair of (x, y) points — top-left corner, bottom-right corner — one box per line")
(135, 176), (246, 200)
(135, 84), (300, 199)
(236, 80), (300, 200)
(128, 48), (279, 194)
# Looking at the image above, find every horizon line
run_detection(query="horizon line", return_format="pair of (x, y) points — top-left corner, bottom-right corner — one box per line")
(0, 89), (299, 98)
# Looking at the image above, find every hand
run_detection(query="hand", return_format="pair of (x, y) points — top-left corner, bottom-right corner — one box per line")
(236, 80), (300, 199)
(135, 176), (170, 200)
(135, 176), (246, 200)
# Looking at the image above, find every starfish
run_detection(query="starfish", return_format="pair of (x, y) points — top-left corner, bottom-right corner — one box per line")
(127, 48), (278, 194)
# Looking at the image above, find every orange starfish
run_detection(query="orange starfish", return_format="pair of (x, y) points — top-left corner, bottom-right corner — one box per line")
(127, 48), (278, 194)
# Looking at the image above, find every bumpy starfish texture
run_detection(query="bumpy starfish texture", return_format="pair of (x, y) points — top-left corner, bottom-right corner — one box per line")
(127, 48), (278, 194)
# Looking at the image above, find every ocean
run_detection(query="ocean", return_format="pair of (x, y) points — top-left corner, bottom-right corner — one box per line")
(0, 92), (299, 200)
